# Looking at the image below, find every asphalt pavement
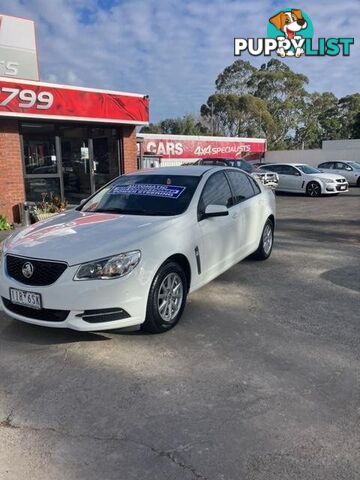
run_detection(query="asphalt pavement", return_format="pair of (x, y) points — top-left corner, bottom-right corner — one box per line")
(0, 189), (359, 480)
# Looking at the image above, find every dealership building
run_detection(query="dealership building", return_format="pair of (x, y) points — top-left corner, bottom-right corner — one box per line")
(0, 14), (149, 223)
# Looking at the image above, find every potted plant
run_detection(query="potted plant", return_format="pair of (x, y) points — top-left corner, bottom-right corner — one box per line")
(31, 192), (68, 222)
(0, 214), (11, 231)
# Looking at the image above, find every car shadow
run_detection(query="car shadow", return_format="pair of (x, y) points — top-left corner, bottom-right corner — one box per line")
(0, 318), (110, 345)
(320, 266), (360, 293)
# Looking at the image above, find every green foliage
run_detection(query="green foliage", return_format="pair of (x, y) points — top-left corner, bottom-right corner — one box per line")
(142, 59), (360, 150)
(201, 59), (360, 150)
(0, 215), (11, 231)
(140, 114), (209, 136)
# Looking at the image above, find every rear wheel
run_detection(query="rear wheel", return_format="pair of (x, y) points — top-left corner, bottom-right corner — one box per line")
(253, 219), (274, 260)
(142, 262), (187, 333)
(306, 181), (321, 197)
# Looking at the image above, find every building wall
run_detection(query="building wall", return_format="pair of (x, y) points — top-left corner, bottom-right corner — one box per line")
(0, 120), (138, 225)
(122, 126), (138, 173)
(322, 139), (360, 150)
(265, 148), (360, 166)
(0, 119), (25, 224)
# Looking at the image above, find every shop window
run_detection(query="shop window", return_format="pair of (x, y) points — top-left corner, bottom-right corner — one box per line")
(22, 123), (57, 175)
(25, 177), (61, 203)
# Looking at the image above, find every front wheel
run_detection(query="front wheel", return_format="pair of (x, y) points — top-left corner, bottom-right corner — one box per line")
(142, 262), (187, 333)
(306, 181), (321, 197)
(253, 219), (274, 260)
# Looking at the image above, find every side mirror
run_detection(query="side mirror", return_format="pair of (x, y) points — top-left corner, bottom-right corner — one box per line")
(203, 204), (229, 219)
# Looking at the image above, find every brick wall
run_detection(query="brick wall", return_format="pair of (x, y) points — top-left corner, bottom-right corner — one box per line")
(122, 126), (138, 173)
(0, 119), (24, 224)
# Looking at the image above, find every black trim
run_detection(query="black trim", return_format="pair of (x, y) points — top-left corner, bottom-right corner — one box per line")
(194, 246), (201, 274)
(2, 297), (69, 322)
(76, 308), (130, 323)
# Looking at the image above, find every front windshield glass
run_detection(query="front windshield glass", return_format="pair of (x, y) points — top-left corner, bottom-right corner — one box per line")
(225, 160), (254, 173)
(80, 174), (200, 216)
(296, 165), (321, 174)
(348, 162), (360, 170)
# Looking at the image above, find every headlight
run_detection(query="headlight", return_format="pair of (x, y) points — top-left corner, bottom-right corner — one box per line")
(323, 178), (335, 183)
(74, 250), (141, 280)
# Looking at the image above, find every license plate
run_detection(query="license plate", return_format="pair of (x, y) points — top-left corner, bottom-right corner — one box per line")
(340, 185), (346, 190)
(9, 288), (42, 310)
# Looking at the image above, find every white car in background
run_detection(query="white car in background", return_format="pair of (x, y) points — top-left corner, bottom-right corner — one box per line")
(194, 158), (279, 189)
(0, 166), (275, 334)
(318, 161), (360, 186)
(258, 163), (349, 197)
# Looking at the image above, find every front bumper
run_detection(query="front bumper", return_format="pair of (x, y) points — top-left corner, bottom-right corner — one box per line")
(0, 258), (149, 331)
(324, 182), (349, 193)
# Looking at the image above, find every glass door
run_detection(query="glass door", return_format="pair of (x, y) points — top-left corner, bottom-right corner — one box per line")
(60, 127), (93, 205)
(91, 127), (120, 191)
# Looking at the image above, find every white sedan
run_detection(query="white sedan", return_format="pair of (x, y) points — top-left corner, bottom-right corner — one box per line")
(318, 161), (360, 186)
(0, 166), (275, 333)
(258, 163), (349, 196)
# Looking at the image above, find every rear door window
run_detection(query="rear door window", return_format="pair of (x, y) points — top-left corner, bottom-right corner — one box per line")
(226, 170), (256, 204)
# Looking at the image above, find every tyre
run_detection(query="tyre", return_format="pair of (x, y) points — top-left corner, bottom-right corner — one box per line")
(357, 178), (360, 187)
(142, 261), (187, 333)
(306, 181), (321, 197)
(253, 219), (274, 261)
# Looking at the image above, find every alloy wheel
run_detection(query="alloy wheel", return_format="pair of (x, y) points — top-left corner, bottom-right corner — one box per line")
(263, 224), (273, 255)
(157, 272), (184, 322)
(307, 182), (321, 197)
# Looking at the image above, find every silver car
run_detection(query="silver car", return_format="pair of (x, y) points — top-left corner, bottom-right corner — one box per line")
(318, 161), (360, 186)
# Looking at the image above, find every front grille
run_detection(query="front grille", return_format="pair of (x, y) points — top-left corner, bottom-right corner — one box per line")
(2, 298), (69, 322)
(6, 255), (67, 286)
(336, 185), (348, 191)
(336, 178), (346, 183)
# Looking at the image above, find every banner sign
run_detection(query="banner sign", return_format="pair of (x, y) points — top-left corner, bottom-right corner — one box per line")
(0, 14), (39, 81)
(0, 78), (149, 124)
(140, 135), (266, 160)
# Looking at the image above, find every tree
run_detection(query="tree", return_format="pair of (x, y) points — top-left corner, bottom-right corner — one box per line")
(250, 59), (309, 148)
(140, 114), (209, 136)
(215, 60), (256, 95)
(202, 59), (309, 149)
(352, 112), (360, 138)
(293, 92), (341, 149)
(338, 94), (360, 138)
(201, 94), (274, 138)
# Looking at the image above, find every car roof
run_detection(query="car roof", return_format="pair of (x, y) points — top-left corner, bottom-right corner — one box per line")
(131, 166), (222, 177)
(261, 163), (305, 167)
(201, 157), (246, 162)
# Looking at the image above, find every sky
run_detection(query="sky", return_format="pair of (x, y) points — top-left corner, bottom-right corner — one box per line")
(0, 0), (358, 122)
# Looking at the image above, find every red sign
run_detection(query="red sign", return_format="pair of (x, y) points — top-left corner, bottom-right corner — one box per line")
(0, 79), (149, 124)
(141, 135), (266, 161)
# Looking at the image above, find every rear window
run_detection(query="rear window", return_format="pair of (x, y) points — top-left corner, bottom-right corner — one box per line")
(81, 175), (200, 216)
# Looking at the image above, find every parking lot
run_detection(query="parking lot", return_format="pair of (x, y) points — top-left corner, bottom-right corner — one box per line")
(0, 189), (359, 480)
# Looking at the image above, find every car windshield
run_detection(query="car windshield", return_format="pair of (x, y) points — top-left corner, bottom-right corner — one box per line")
(296, 165), (321, 174)
(80, 174), (200, 216)
(224, 160), (254, 173)
(348, 162), (360, 170)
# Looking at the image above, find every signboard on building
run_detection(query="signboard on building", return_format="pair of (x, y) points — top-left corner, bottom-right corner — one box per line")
(138, 134), (266, 161)
(0, 14), (39, 81)
(0, 78), (149, 124)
